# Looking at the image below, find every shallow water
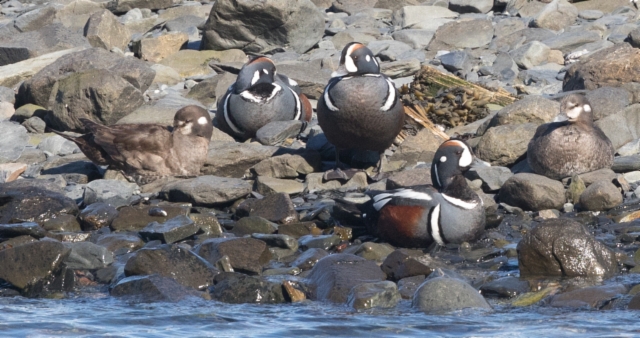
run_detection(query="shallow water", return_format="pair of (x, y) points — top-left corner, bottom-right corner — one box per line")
(2, 292), (640, 338)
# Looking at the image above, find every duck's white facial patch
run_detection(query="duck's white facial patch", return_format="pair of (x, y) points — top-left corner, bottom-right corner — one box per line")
(197, 116), (208, 125)
(583, 104), (591, 113)
(263, 69), (269, 75)
(447, 140), (472, 167)
(179, 122), (192, 135)
(288, 78), (298, 87)
(251, 70), (260, 86)
(440, 156), (447, 162)
(366, 55), (371, 62)
(566, 106), (582, 119)
(442, 193), (478, 210)
(344, 44), (359, 73)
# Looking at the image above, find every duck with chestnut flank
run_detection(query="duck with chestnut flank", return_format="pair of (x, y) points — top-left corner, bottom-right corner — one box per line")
(317, 42), (404, 180)
(362, 139), (486, 248)
(527, 93), (615, 180)
(51, 105), (213, 185)
(215, 56), (312, 141)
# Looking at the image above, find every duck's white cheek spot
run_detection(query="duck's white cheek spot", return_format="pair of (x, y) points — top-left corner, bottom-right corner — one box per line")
(440, 156), (447, 162)
(197, 116), (208, 125)
(263, 69), (269, 74)
(366, 55), (371, 62)
(583, 104), (591, 113)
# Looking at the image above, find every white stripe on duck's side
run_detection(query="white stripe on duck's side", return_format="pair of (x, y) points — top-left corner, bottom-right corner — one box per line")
(286, 86), (302, 121)
(442, 193), (478, 210)
(429, 204), (445, 246)
(323, 79), (340, 112)
(380, 77), (397, 112)
(223, 93), (242, 134)
(239, 84), (282, 103)
(372, 189), (433, 211)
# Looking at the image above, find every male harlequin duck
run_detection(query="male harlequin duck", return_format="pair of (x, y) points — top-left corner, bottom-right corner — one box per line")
(52, 105), (213, 184)
(317, 42), (404, 180)
(527, 93), (615, 180)
(215, 56), (312, 140)
(362, 139), (485, 248)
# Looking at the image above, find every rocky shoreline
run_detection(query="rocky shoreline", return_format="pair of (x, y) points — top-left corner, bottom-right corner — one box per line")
(2, 0), (640, 315)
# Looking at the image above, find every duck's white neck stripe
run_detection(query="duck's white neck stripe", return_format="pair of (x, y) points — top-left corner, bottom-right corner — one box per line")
(223, 93), (242, 134)
(442, 193), (477, 210)
(239, 84), (281, 103)
(430, 204), (445, 246)
(323, 81), (340, 112)
(380, 78), (396, 112)
(287, 86), (301, 121)
(392, 189), (432, 201)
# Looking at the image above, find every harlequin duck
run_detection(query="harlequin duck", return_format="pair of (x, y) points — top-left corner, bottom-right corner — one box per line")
(527, 94), (614, 180)
(317, 42), (404, 180)
(215, 56), (312, 140)
(51, 105), (213, 184)
(362, 139), (485, 248)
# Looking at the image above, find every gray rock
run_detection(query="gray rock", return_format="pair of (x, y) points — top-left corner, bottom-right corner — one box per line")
(13, 5), (57, 33)
(78, 202), (118, 231)
(255, 176), (305, 196)
(532, 0), (578, 31)
(124, 244), (217, 290)
(64, 241), (114, 270)
(291, 247), (328, 270)
(486, 95), (559, 130)
(110, 274), (201, 302)
(251, 153), (320, 178)
(139, 215), (200, 244)
(392, 6), (457, 29)
(331, 28), (378, 51)
(0, 240), (71, 296)
(37, 135), (79, 156)
(480, 276), (530, 298)
(491, 28), (556, 53)
(84, 9), (130, 52)
(0, 121), (28, 163)
(343, 242), (395, 262)
(251, 233), (298, 251)
(428, 19), (494, 50)
(202, 142), (286, 178)
(550, 284), (627, 309)
(412, 275), (491, 314)
(386, 168), (432, 189)
(201, 0), (324, 54)
(475, 123), (538, 166)
(0, 23), (90, 67)
(618, 139), (640, 157)
(298, 234), (341, 251)
(494, 17), (526, 38)
(585, 87), (632, 121)
(83, 179), (139, 208)
(347, 281), (401, 310)
(0, 222), (46, 239)
(96, 233), (145, 254)
(483, 52), (519, 82)
(160, 176), (251, 207)
(595, 104), (640, 150)
(111, 0), (172, 13)
(517, 218), (618, 277)
(511, 41), (550, 70)
(563, 43), (640, 92)
(236, 193), (299, 224)
(40, 154), (102, 184)
(210, 272), (285, 304)
(381, 58), (421, 78)
(398, 275), (426, 299)
(381, 249), (436, 281)
(0, 185), (79, 224)
(256, 120), (303, 146)
(541, 30), (601, 54)
(499, 173), (565, 211)
(391, 29), (434, 50)
(367, 40), (413, 61)
(448, 0), (493, 13)
(613, 155), (640, 173)
(194, 237), (271, 275)
(274, 60), (332, 100)
(578, 10), (603, 20)
(117, 92), (204, 126)
(306, 253), (386, 303)
(230, 216), (278, 237)
(22, 116), (46, 133)
(439, 50), (472, 74)
(575, 168), (617, 187)
(465, 166), (513, 192)
(579, 180), (622, 211)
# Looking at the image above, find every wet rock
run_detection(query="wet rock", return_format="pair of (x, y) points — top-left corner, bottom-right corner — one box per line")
(518, 218), (618, 277)
(83, 9), (130, 51)
(125, 244), (217, 290)
(78, 203), (118, 231)
(306, 253), (386, 303)
(255, 176), (305, 196)
(398, 275), (426, 299)
(298, 234), (341, 251)
(111, 205), (190, 232)
(550, 284), (627, 309)
(348, 281), (401, 310)
(252, 233), (298, 251)
(255, 120), (304, 146)
(0, 222), (46, 239)
(230, 216), (278, 237)
(201, 0), (324, 54)
(290, 247), (328, 270)
(428, 19), (494, 50)
(0, 121), (28, 163)
(132, 32), (188, 63)
(237, 193), (299, 224)
(194, 237), (271, 275)
(83, 179), (138, 208)
(412, 275), (491, 314)
(381, 249), (436, 281)
(190, 212), (224, 237)
(202, 143), (284, 178)
(139, 215), (199, 244)
(0, 235), (37, 251)
(211, 272), (285, 304)
(42, 214), (81, 232)
(344, 242), (395, 262)
(0, 240), (71, 296)
(386, 168), (432, 189)
(475, 123), (538, 166)
(160, 176), (251, 207)
(95, 233), (144, 254)
(110, 274), (201, 302)
(0, 185), (78, 224)
(251, 153), (320, 179)
(579, 180), (622, 211)
(532, 0), (578, 31)
(564, 43), (640, 91)
(465, 166), (513, 192)
(480, 277), (530, 298)
(499, 173), (565, 211)
(64, 241), (114, 270)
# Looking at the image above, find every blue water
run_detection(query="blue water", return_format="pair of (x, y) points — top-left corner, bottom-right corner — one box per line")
(2, 293), (640, 337)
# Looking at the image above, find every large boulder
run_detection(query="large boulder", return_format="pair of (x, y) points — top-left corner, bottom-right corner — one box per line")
(0, 121), (29, 164)
(194, 237), (272, 275)
(83, 9), (131, 51)
(564, 43), (640, 91)
(499, 173), (565, 211)
(428, 19), (494, 50)
(531, 0), (578, 31)
(485, 95), (559, 130)
(0, 185), (79, 224)
(517, 218), (618, 277)
(578, 180), (622, 211)
(201, 0), (324, 54)
(595, 104), (640, 150)
(111, 275), (201, 302)
(412, 275), (492, 314)
(160, 176), (252, 207)
(475, 123), (538, 166)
